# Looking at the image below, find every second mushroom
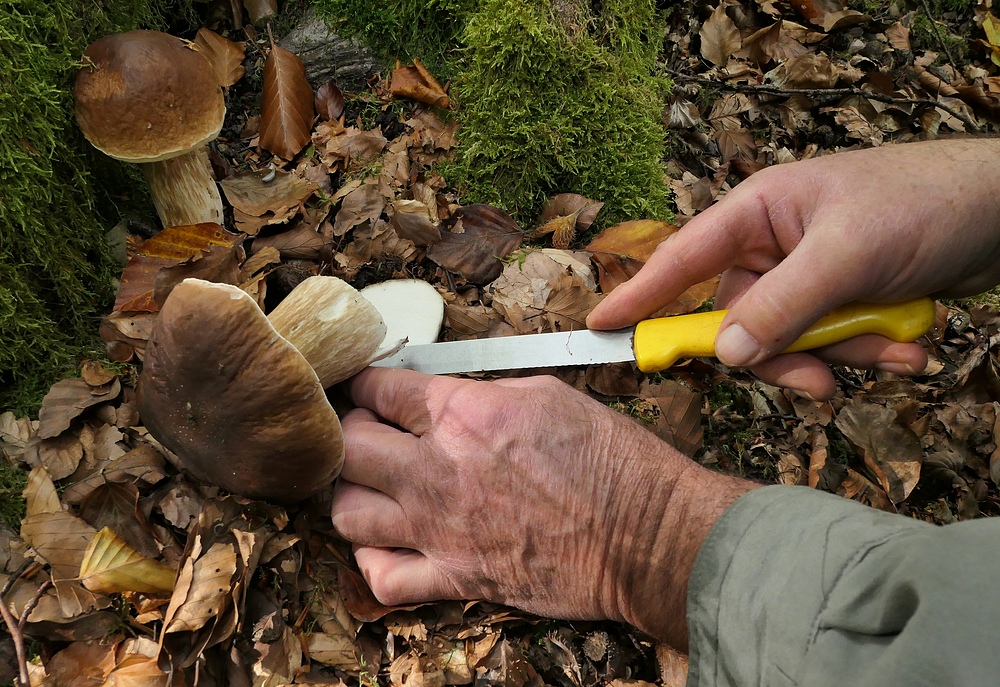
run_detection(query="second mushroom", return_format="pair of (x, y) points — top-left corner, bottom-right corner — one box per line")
(137, 276), (386, 503)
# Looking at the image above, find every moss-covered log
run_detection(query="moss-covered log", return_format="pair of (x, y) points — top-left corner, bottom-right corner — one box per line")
(314, 0), (671, 227)
(0, 0), (179, 413)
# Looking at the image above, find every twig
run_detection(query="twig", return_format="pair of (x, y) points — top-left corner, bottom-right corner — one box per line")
(664, 68), (982, 133)
(919, 0), (958, 70)
(0, 562), (51, 687)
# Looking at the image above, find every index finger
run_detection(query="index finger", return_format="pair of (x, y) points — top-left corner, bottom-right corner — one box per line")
(348, 367), (460, 436)
(586, 181), (777, 330)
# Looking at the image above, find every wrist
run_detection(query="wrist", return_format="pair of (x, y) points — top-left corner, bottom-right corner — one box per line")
(606, 441), (757, 648)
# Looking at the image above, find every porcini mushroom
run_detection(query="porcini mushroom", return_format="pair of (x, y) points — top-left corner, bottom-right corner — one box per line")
(359, 279), (445, 353)
(136, 276), (386, 503)
(74, 30), (226, 228)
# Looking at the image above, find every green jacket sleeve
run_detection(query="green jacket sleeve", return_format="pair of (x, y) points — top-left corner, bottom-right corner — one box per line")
(685, 485), (1000, 687)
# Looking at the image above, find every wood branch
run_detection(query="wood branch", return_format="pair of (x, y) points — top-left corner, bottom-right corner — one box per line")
(664, 68), (982, 133)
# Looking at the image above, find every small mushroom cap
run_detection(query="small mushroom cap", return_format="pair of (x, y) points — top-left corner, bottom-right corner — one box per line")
(137, 279), (343, 503)
(75, 30), (225, 164)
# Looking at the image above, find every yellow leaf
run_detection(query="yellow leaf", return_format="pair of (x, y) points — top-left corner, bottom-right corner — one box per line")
(984, 12), (1000, 47)
(79, 527), (176, 595)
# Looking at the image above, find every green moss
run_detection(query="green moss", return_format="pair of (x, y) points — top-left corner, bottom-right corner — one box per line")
(314, 0), (672, 229)
(0, 457), (27, 530)
(0, 0), (185, 415)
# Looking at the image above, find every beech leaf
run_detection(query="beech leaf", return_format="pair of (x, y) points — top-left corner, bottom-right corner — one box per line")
(427, 205), (524, 284)
(259, 41), (315, 160)
(79, 527), (176, 595)
(315, 81), (346, 121)
(193, 28), (245, 87)
(391, 58), (451, 109)
(113, 224), (244, 313)
(701, 5), (741, 66)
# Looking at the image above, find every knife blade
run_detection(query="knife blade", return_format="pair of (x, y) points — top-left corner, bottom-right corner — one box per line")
(371, 297), (936, 375)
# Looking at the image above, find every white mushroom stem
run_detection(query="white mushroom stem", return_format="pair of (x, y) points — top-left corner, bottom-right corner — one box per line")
(267, 276), (387, 388)
(360, 279), (445, 355)
(142, 146), (224, 228)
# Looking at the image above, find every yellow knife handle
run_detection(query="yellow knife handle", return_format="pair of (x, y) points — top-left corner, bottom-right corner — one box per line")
(632, 297), (936, 373)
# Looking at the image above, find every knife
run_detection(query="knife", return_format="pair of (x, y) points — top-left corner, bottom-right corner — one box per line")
(371, 297), (936, 375)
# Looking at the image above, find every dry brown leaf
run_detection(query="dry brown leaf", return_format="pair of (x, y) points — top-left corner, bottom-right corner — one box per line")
(427, 205), (524, 284)
(700, 5), (741, 66)
(643, 380), (703, 457)
(390, 199), (442, 246)
(391, 58), (451, 109)
(586, 219), (675, 262)
(244, 0), (277, 24)
(193, 28), (245, 88)
(306, 632), (361, 670)
(740, 21), (808, 65)
(315, 81), (346, 121)
(35, 377), (120, 441)
(886, 21), (910, 51)
(252, 224), (330, 260)
(79, 482), (161, 559)
(113, 224), (244, 313)
(62, 444), (167, 505)
(259, 41), (315, 160)
(543, 273), (602, 332)
(835, 400), (922, 504)
(838, 468), (895, 512)
(586, 362), (639, 397)
(313, 120), (388, 170)
(25, 432), (83, 481)
(79, 527), (175, 595)
(766, 52), (838, 89)
(220, 168), (318, 235)
(39, 638), (119, 687)
(334, 183), (386, 236)
(162, 540), (238, 634)
(80, 360), (117, 387)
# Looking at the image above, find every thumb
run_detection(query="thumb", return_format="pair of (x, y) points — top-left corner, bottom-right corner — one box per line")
(715, 238), (864, 367)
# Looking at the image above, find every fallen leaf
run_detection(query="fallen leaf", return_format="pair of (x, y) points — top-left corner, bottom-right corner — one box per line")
(259, 40), (315, 160)
(644, 380), (703, 457)
(220, 168), (318, 235)
(113, 224), (244, 313)
(390, 199), (442, 246)
(193, 28), (245, 87)
(252, 224), (330, 259)
(79, 482), (162, 559)
(162, 540), (238, 634)
(79, 527), (175, 595)
(427, 205), (524, 284)
(586, 219), (676, 262)
(315, 81), (346, 121)
(62, 444), (167, 505)
(35, 377), (121, 440)
(244, 0), (277, 24)
(700, 5), (741, 66)
(334, 183), (386, 236)
(391, 58), (451, 109)
(306, 632), (361, 670)
(835, 400), (923, 504)
(313, 120), (388, 170)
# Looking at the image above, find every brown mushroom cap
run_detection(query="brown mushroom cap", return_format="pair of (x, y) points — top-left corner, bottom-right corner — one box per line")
(137, 279), (344, 503)
(75, 30), (225, 164)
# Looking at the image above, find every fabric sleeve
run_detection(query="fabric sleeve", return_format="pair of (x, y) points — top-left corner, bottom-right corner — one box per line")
(685, 484), (1000, 687)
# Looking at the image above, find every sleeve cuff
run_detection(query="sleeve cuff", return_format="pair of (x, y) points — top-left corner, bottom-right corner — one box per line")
(684, 485), (927, 687)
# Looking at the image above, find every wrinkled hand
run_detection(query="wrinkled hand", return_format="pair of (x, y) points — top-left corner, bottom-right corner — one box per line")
(589, 138), (1000, 400)
(331, 368), (750, 646)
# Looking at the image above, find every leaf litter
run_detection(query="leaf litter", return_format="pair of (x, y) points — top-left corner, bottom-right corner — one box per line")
(2, 0), (1000, 683)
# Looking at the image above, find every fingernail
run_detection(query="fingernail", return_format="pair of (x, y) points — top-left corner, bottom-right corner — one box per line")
(716, 323), (761, 367)
(877, 361), (920, 375)
(789, 388), (819, 402)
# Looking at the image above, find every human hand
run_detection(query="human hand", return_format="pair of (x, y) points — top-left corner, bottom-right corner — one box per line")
(331, 368), (751, 647)
(588, 138), (1000, 400)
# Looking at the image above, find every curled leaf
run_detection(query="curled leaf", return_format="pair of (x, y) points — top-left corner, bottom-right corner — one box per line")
(193, 28), (245, 87)
(391, 58), (451, 109)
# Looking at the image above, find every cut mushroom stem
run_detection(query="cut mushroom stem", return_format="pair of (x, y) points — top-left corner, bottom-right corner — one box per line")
(267, 276), (387, 388)
(143, 146), (224, 227)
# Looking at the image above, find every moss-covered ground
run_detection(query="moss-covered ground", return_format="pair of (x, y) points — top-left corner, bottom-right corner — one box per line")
(314, 0), (673, 229)
(0, 0), (186, 415)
